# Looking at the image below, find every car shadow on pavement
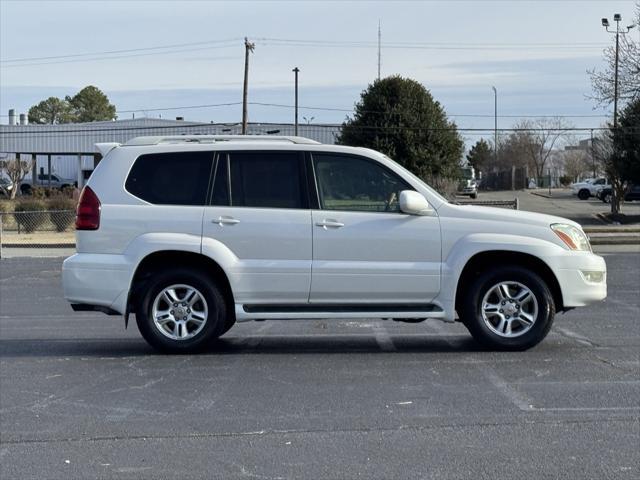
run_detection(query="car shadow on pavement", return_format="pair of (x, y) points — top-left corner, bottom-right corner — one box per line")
(0, 335), (484, 358)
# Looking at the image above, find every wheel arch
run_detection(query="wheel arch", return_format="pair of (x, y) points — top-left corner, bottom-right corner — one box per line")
(127, 250), (235, 322)
(454, 250), (564, 314)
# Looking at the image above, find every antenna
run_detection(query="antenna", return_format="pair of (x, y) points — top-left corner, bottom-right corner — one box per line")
(377, 20), (381, 80)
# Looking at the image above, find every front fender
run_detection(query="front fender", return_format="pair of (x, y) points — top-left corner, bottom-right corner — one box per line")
(434, 233), (566, 321)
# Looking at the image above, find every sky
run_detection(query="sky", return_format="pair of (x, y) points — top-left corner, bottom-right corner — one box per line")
(1, 0), (638, 144)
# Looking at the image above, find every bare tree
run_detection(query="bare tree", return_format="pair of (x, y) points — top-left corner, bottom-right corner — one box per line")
(587, 4), (640, 108)
(562, 149), (589, 182)
(496, 131), (530, 171)
(0, 156), (34, 200)
(515, 118), (571, 182)
(591, 130), (627, 214)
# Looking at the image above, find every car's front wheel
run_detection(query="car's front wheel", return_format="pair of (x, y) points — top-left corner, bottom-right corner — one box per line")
(459, 266), (555, 350)
(578, 189), (590, 200)
(136, 269), (227, 353)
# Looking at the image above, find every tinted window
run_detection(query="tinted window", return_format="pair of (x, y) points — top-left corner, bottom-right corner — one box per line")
(125, 151), (213, 205)
(211, 155), (230, 206)
(313, 154), (411, 212)
(228, 152), (307, 209)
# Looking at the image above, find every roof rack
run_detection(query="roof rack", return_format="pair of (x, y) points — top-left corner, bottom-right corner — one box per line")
(123, 135), (321, 146)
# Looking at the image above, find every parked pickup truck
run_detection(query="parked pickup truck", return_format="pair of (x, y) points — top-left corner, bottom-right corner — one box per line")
(571, 178), (608, 200)
(21, 173), (77, 194)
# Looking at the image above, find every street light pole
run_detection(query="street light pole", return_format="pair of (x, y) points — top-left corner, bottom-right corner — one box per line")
(292, 67), (300, 136)
(601, 14), (635, 128)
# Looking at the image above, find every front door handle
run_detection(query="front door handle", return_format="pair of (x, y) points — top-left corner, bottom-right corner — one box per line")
(315, 219), (345, 229)
(214, 216), (240, 226)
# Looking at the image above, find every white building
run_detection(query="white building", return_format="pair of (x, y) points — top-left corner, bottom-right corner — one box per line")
(0, 117), (342, 188)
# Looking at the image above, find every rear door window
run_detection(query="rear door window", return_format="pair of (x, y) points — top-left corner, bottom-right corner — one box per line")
(125, 151), (214, 205)
(224, 151), (308, 209)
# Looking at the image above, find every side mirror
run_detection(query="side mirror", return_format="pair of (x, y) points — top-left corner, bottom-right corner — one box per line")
(399, 190), (433, 216)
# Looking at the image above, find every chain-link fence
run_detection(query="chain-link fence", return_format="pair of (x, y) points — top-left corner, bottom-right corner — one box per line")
(0, 210), (76, 258)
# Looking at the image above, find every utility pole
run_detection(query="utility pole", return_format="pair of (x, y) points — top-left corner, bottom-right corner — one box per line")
(590, 129), (596, 178)
(292, 67), (299, 136)
(601, 14), (635, 128)
(377, 20), (381, 80)
(242, 37), (255, 135)
(492, 86), (498, 166)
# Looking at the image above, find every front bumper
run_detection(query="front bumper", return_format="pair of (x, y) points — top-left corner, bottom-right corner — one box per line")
(62, 253), (133, 314)
(550, 251), (607, 307)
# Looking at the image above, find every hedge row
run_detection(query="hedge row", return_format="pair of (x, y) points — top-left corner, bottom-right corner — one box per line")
(0, 197), (77, 233)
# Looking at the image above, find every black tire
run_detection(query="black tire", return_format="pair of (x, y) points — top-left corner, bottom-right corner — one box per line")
(578, 189), (590, 200)
(459, 266), (555, 351)
(603, 193), (611, 204)
(20, 184), (32, 195)
(471, 193), (478, 199)
(136, 268), (228, 353)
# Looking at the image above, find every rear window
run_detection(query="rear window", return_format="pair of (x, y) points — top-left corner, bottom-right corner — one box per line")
(125, 151), (214, 205)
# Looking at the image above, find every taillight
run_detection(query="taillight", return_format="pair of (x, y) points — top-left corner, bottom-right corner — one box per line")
(75, 186), (101, 230)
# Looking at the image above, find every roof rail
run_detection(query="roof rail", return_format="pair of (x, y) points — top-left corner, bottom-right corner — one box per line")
(123, 135), (321, 146)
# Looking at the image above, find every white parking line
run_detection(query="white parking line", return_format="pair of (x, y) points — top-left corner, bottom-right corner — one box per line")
(477, 365), (534, 411)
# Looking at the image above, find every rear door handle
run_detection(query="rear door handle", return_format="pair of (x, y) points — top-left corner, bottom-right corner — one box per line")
(315, 219), (344, 229)
(214, 216), (240, 226)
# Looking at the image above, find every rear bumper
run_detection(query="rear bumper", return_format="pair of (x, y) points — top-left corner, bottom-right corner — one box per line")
(62, 253), (133, 314)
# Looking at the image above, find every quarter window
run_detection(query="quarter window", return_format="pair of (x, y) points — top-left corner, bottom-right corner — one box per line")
(313, 154), (411, 212)
(125, 151), (213, 205)
(227, 152), (307, 209)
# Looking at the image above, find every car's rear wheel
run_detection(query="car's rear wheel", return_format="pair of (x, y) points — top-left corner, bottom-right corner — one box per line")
(578, 189), (590, 200)
(459, 266), (555, 350)
(136, 269), (227, 353)
(603, 192), (612, 204)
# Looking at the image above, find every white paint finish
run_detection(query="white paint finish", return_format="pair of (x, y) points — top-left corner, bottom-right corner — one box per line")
(310, 210), (441, 303)
(202, 206), (312, 303)
(76, 204), (204, 255)
(63, 138), (608, 324)
(63, 253), (133, 309)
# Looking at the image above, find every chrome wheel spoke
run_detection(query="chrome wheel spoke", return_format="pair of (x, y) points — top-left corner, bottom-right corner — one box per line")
(496, 317), (508, 334)
(498, 284), (512, 300)
(183, 288), (197, 305)
(515, 289), (531, 303)
(483, 302), (500, 313)
(191, 309), (206, 321)
(189, 317), (205, 327)
(519, 311), (535, 325)
(163, 289), (180, 305)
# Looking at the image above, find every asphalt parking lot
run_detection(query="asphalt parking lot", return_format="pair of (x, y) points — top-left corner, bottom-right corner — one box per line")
(467, 189), (640, 226)
(1, 255), (639, 480)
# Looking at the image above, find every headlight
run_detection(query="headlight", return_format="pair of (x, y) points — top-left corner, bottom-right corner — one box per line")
(551, 223), (591, 251)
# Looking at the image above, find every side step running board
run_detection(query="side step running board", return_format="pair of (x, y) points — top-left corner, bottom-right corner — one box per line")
(243, 304), (442, 314)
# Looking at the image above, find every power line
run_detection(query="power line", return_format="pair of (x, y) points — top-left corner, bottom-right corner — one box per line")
(1, 38), (242, 63)
(0, 99), (615, 119)
(1, 36), (610, 68)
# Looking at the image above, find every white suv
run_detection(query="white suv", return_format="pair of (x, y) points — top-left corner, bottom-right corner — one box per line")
(63, 135), (607, 353)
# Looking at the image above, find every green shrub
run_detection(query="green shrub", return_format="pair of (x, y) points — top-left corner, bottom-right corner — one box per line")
(13, 199), (47, 233)
(47, 196), (76, 232)
(559, 175), (573, 187)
